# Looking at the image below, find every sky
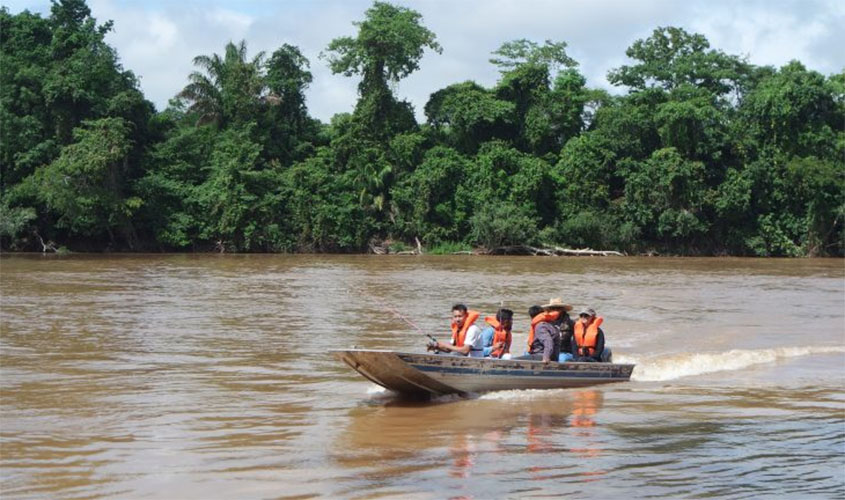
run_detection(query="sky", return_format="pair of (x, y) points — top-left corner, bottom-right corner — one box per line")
(4, 0), (844, 122)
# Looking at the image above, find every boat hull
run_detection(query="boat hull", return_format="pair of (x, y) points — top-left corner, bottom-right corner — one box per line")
(333, 349), (634, 396)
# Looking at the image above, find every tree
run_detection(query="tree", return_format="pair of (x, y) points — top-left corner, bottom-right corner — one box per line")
(178, 40), (266, 128)
(654, 84), (729, 167)
(323, 1), (440, 140)
(424, 81), (514, 153)
(392, 146), (471, 244)
(1, 1), (151, 187)
(322, 2), (441, 219)
(30, 117), (141, 247)
(738, 61), (840, 158)
(608, 26), (750, 97)
(323, 2), (441, 83)
(469, 202), (538, 248)
(282, 148), (373, 251)
(490, 39), (586, 155)
(490, 39), (576, 75)
(1, 1), (153, 250)
(623, 148), (709, 249)
(0, 8), (54, 189)
(259, 43), (318, 165)
(133, 123), (217, 249)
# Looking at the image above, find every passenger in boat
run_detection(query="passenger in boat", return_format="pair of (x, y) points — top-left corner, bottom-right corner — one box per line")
(427, 304), (484, 357)
(482, 308), (513, 358)
(572, 308), (606, 362)
(525, 307), (559, 354)
(541, 298), (575, 362)
(515, 305), (561, 362)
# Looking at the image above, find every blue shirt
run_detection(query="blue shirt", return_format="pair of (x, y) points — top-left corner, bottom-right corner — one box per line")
(480, 325), (495, 356)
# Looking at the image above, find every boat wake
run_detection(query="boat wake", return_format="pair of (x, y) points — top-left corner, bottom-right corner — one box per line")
(366, 384), (389, 396)
(478, 388), (570, 401)
(617, 345), (845, 382)
(364, 383), (467, 404)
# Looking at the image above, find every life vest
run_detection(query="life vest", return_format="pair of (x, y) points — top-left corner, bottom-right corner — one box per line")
(573, 316), (604, 357)
(485, 316), (512, 358)
(451, 310), (480, 347)
(527, 310), (560, 348)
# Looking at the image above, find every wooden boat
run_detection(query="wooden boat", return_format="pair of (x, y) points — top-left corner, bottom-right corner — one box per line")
(333, 349), (635, 397)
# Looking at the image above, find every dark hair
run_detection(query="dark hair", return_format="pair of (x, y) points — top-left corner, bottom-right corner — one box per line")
(496, 308), (513, 322)
(528, 305), (543, 318)
(452, 304), (468, 313)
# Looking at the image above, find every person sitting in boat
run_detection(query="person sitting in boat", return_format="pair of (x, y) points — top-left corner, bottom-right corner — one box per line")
(515, 305), (561, 363)
(540, 298), (576, 362)
(572, 308), (608, 362)
(427, 304), (484, 357)
(481, 308), (513, 358)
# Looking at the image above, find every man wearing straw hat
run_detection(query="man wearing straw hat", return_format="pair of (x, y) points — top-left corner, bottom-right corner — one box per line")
(542, 298), (576, 362)
(515, 299), (563, 363)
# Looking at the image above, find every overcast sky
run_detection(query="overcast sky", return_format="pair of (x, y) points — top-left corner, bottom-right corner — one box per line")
(5, 0), (844, 122)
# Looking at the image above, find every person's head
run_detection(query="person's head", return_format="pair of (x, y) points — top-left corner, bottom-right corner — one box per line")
(578, 307), (596, 324)
(528, 305), (543, 319)
(496, 308), (514, 331)
(452, 303), (468, 327)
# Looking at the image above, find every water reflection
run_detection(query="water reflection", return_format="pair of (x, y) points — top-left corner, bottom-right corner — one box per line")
(336, 388), (608, 485)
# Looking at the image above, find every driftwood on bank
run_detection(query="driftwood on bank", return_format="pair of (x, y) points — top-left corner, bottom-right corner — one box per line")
(33, 230), (57, 253)
(486, 245), (625, 256)
(369, 240), (625, 257)
(369, 243), (387, 255)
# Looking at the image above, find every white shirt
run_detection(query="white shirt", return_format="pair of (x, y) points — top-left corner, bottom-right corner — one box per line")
(463, 325), (484, 358)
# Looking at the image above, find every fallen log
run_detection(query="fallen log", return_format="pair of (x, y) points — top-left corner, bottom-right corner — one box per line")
(488, 245), (625, 256)
(33, 230), (58, 253)
(551, 246), (625, 257)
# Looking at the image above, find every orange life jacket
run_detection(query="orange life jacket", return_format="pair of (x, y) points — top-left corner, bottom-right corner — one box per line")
(485, 316), (512, 358)
(451, 310), (480, 347)
(573, 317), (604, 357)
(527, 310), (560, 348)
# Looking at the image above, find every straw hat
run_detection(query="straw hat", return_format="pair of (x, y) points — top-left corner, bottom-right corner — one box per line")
(540, 297), (573, 311)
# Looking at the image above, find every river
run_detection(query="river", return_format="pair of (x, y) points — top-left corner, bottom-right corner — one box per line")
(1, 254), (843, 499)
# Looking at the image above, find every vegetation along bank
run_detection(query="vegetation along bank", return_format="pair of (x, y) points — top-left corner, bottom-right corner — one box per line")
(1, 1), (842, 256)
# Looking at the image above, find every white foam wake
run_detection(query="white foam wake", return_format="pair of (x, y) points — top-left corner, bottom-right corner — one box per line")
(479, 388), (570, 401)
(366, 384), (387, 395)
(618, 345), (845, 382)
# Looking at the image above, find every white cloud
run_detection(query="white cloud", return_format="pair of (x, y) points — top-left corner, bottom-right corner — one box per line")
(147, 13), (178, 51)
(687, 1), (843, 72)
(207, 6), (253, 33)
(4, 0), (843, 122)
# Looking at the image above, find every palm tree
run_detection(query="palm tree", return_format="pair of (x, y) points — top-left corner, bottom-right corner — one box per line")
(178, 40), (266, 127)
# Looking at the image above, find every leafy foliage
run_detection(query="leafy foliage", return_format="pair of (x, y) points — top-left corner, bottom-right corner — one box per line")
(2, 1), (842, 256)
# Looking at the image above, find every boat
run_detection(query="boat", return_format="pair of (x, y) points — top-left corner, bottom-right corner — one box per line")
(333, 349), (635, 397)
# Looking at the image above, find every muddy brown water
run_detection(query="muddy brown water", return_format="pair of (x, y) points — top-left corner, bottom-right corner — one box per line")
(1, 254), (843, 498)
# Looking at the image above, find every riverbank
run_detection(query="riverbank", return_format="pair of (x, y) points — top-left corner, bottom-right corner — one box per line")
(9, 243), (840, 258)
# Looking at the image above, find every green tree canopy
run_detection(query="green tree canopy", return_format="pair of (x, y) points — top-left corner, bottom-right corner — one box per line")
(323, 1), (441, 83)
(490, 39), (577, 75)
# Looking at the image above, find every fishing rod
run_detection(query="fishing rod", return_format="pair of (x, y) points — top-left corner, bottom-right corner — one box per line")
(344, 287), (439, 344)
(382, 302), (439, 344)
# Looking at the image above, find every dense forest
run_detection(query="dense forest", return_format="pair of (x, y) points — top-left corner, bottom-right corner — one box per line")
(1, 0), (843, 256)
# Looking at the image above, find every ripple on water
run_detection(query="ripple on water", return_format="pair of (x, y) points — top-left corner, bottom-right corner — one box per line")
(1, 254), (843, 499)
